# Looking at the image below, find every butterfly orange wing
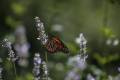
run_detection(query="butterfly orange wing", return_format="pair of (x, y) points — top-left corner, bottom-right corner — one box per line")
(53, 37), (69, 54)
(45, 37), (69, 54)
(45, 37), (58, 53)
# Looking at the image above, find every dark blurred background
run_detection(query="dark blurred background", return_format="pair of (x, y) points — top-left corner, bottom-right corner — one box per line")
(0, 0), (120, 80)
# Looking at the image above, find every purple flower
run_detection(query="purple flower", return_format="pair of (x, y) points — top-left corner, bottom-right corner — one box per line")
(2, 39), (18, 62)
(34, 17), (48, 45)
(33, 53), (41, 80)
(65, 68), (80, 80)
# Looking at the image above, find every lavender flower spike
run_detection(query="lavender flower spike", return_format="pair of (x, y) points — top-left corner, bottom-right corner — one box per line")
(2, 39), (12, 50)
(2, 39), (18, 62)
(34, 17), (48, 45)
(75, 33), (88, 62)
(33, 53), (41, 80)
(42, 61), (48, 80)
(79, 33), (87, 55)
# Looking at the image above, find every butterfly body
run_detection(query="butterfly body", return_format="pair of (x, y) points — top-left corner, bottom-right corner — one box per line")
(44, 36), (69, 54)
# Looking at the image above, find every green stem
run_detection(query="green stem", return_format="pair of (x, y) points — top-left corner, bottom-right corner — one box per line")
(8, 60), (17, 80)
(45, 52), (48, 63)
(12, 62), (17, 79)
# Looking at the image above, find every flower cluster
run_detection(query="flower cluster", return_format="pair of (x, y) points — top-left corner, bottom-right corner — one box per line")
(34, 17), (50, 80)
(76, 33), (88, 60)
(33, 53), (49, 80)
(41, 61), (48, 80)
(65, 33), (88, 80)
(14, 26), (30, 67)
(33, 53), (41, 80)
(66, 56), (87, 80)
(2, 39), (18, 62)
(69, 33), (88, 69)
(34, 17), (48, 45)
(65, 68), (80, 80)
(67, 54), (87, 70)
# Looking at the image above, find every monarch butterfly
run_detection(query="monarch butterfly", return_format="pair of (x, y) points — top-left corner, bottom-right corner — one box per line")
(44, 36), (69, 54)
